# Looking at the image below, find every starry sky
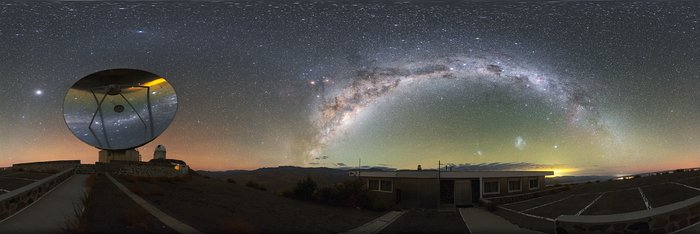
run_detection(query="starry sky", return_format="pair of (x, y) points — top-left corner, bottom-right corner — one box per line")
(1, 1), (699, 176)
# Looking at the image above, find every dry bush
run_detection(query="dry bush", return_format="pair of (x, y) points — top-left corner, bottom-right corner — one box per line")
(220, 218), (256, 234)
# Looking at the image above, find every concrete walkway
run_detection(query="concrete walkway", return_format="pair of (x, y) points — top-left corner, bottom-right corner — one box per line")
(675, 222), (700, 234)
(459, 208), (544, 234)
(342, 211), (404, 234)
(0, 174), (88, 233)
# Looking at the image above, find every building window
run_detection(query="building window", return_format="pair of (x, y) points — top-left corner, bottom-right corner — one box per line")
(380, 180), (393, 192)
(508, 179), (522, 192)
(529, 178), (539, 189)
(368, 179), (379, 191)
(483, 181), (499, 195)
(368, 179), (392, 192)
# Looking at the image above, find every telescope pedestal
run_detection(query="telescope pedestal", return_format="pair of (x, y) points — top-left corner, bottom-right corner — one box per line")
(98, 149), (141, 163)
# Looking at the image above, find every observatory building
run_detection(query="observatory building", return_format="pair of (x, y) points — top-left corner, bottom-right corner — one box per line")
(354, 169), (553, 208)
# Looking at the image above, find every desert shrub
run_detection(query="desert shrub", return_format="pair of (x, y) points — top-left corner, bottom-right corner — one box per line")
(203, 175), (211, 179)
(226, 178), (237, 184)
(246, 181), (267, 191)
(284, 176), (317, 201)
(314, 179), (374, 210)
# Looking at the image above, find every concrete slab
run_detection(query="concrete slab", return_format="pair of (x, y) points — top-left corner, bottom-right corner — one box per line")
(459, 207), (543, 234)
(343, 211), (404, 234)
(0, 174), (87, 233)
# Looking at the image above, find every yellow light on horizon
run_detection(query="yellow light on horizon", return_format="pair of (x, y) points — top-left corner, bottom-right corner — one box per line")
(142, 78), (166, 87)
(547, 167), (579, 177)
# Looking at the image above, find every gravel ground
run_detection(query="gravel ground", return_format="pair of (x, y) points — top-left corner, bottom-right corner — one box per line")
(117, 174), (383, 233)
(79, 174), (175, 233)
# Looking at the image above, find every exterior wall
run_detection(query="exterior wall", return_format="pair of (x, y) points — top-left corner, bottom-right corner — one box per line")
(483, 176), (546, 198)
(99, 149), (140, 162)
(396, 178), (439, 208)
(12, 160), (80, 173)
(361, 175), (548, 209)
(362, 177), (440, 209)
(0, 168), (74, 220)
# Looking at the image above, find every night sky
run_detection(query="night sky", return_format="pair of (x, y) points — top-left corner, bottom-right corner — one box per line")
(1, 1), (699, 176)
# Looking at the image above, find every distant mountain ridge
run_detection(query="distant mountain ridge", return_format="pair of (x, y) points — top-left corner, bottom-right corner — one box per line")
(199, 166), (354, 193)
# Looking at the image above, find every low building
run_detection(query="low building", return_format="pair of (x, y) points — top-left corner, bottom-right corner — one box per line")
(354, 170), (553, 208)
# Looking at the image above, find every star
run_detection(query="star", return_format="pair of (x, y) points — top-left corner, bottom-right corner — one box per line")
(34, 90), (43, 96)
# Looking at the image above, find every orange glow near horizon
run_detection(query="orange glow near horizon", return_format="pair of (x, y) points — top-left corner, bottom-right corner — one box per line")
(141, 77), (166, 87)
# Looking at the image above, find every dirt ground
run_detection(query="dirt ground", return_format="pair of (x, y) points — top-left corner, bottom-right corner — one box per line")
(116, 174), (383, 233)
(79, 174), (175, 233)
(380, 209), (470, 234)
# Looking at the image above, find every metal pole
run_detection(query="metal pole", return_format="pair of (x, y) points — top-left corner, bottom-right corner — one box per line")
(438, 160), (441, 208)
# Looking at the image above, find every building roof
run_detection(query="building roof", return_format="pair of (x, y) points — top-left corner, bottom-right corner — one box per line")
(353, 170), (553, 178)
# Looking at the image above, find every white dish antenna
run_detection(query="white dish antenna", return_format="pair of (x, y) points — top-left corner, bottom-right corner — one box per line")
(63, 69), (177, 150)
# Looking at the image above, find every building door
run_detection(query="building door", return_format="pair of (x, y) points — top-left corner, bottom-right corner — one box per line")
(440, 180), (455, 204)
(471, 179), (481, 203)
(454, 180), (472, 206)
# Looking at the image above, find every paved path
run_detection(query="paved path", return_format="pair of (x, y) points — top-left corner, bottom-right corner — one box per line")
(459, 208), (544, 234)
(675, 222), (700, 234)
(342, 211), (404, 234)
(0, 174), (88, 233)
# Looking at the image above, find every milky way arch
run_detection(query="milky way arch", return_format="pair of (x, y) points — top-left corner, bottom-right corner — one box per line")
(306, 55), (606, 161)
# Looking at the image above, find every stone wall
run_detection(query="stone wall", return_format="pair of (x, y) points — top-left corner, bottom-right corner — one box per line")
(556, 195), (700, 234)
(0, 168), (74, 220)
(96, 161), (183, 178)
(12, 160), (80, 173)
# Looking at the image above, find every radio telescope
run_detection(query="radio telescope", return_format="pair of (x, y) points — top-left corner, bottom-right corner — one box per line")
(63, 69), (177, 162)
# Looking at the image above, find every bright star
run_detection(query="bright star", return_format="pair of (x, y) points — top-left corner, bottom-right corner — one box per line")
(135, 30), (145, 34)
(34, 90), (43, 96)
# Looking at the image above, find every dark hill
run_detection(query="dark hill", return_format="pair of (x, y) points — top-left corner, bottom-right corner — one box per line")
(199, 166), (352, 193)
